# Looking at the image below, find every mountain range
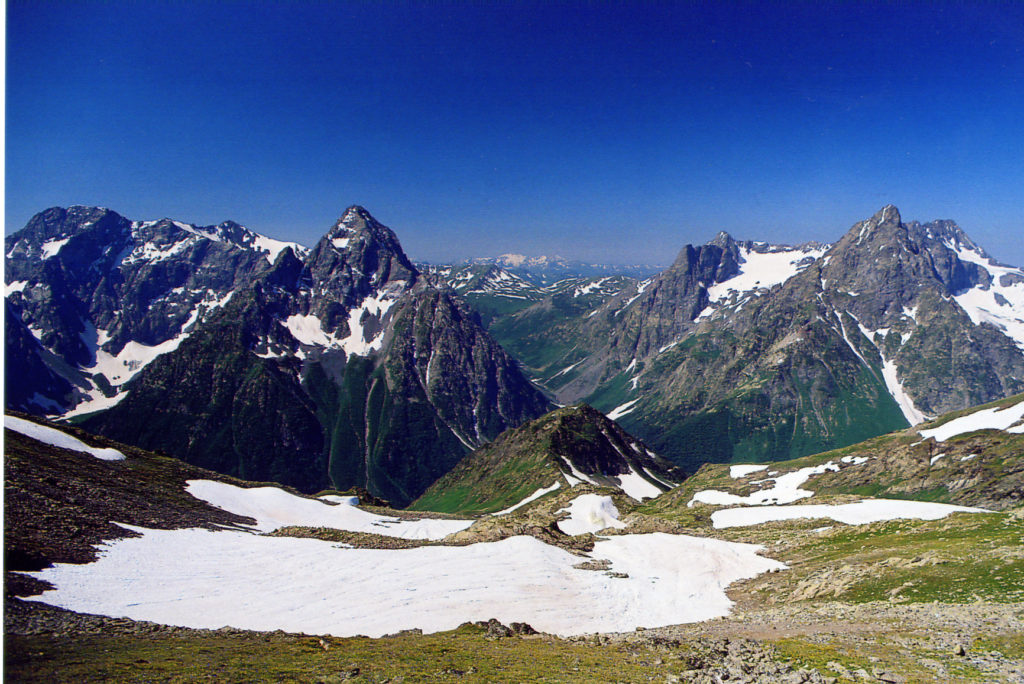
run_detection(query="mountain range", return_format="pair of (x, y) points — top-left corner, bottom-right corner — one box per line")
(5, 206), (551, 506)
(7, 203), (1024, 503)
(484, 205), (1024, 470)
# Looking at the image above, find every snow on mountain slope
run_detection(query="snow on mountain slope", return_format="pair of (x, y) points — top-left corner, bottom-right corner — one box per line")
(705, 244), (829, 306)
(945, 241), (1024, 351)
(4, 416), (126, 461)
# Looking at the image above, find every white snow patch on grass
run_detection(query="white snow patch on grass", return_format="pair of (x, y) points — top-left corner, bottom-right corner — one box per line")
(556, 494), (627, 535)
(494, 482), (561, 515)
(930, 452), (947, 466)
(185, 480), (471, 539)
(918, 399), (1024, 442)
(689, 462), (841, 507)
(711, 499), (989, 529)
(5, 416), (125, 461)
(22, 527), (785, 637)
(730, 464), (768, 478)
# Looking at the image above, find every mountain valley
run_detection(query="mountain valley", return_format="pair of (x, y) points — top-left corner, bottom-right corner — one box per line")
(6, 203), (1024, 682)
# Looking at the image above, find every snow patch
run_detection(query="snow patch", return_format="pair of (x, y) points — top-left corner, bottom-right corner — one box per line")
(918, 399), (1024, 441)
(185, 480), (471, 539)
(6, 280), (28, 296)
(22, 528), (785, 637)
(706, 246), (827, 304)
(494, 482), (561, 515)
(5, 416), (126, 461)
(606, 398), (639, 421)
(41, 237), (70, 259)
(880, 359), (930, 426)
(711, 499), (988, 529)
(730, 464), (768, 479)
(556, 494), (627, 535)
(283, 291), (397, 356)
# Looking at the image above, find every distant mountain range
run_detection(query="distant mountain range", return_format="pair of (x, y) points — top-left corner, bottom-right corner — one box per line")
(459, 254), (662, 285)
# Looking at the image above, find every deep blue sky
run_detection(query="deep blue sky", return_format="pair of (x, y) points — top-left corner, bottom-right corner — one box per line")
(7, 2), (1024, 265)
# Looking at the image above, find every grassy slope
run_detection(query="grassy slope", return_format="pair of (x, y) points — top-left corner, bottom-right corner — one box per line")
(7, 404), (1024, 682)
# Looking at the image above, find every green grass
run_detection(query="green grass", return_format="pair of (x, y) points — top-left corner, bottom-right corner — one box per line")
(776, 512), (1024, 605)
(5, 624), (696, 683)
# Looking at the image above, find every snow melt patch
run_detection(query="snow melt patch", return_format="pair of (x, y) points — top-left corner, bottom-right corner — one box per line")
(40, 237), (70, 259)
(730, 464), (768, 479)
(5, 416), (125, 461)
(556, 494), (627, 535)
(711, 499), (988, 529)
(615, 467), (664, 501)
(22, 528), (785, 637)
(705, 246), (826, 304)
(918, 399), (1024, 442)
(881, 359), (930, 426)
(606, 398), (639, 421)
(6, 280), (29, 296)
(283, 291), (397, 356)
(252, 235), (306, 264)
(86, 336), (189, 386)
(494, 482), (561, 515)
(947, 243), (1024, 350)
(689, 462), (840, 507)
(185, 480), (471, 539)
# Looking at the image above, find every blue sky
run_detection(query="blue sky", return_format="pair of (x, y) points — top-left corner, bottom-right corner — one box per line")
(6, 2), (1023, 265)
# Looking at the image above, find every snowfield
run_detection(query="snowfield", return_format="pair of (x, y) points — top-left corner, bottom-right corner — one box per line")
(5, 416), (126, 461)
(186, 480), (472, 539)
(711, 499), (988, 529)
(23, 526), (785, 637)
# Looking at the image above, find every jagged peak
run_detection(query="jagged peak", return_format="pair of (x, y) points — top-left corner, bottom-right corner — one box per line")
(873, 204), (901, 224)
(330, 205), (379, 235)
(708, 231), (736, 249)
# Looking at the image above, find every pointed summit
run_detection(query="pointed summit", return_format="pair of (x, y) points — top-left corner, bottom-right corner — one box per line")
(709, 230), (736, 250)
(303, 206), (419, 311)
(874, 204), (901, 225)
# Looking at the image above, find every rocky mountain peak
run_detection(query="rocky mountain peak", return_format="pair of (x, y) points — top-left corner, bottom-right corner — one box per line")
(329, 205), (378, 236)
(875, 204), (901, 225)
(708, 230), (736, 250)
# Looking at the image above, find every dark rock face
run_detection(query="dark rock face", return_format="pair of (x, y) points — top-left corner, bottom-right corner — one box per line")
(6, 204), (552, 505)
(5, 206), (289, 413)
